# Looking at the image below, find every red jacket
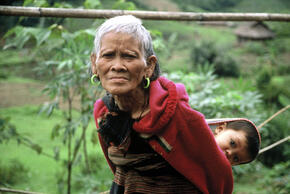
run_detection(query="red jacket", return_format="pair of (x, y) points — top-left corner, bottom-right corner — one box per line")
(94, 76), (233, 194)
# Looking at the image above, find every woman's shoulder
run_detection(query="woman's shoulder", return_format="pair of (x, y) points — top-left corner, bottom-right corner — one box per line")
(94, 99), (108, 118)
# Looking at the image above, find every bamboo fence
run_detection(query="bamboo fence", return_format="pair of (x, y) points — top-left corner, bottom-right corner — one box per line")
(1, 6), (290, 21)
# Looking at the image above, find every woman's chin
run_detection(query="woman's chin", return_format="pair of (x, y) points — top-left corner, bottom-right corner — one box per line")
(105, 86), (132, 96)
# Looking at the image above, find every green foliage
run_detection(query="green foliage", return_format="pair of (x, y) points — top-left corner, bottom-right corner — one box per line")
(84, 0), (101, 9)
(3, 23), (104, 193)
(0, 50), (33, 69)
(260, 161), (290, 193)
(233, 0), (290, 12)
(23, 0), (49, 7)
(233, 160), (290, 194)
(112, 0), (136, 10)
(258, 109), (290, 166)
(174, 0), (242, 11)
(4, 26), (51, 49)
(190, 40), (240, 77)
(166, 66), (264, 123)
(191, 41), (217, 66)
(0, 159), (28, 186)
(0, 116), (44, 155)
(73, 154), (113, 193)
(256, 65), (290, 105)
(0, 117), (17, 143)
(244, 42), (268, 56)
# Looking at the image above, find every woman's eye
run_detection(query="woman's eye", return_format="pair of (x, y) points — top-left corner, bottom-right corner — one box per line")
(123, 54), (136, 58)
(102, 53), (114, 58)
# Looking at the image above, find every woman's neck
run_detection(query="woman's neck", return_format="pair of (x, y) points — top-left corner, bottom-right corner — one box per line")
(113, 88), (149, 119)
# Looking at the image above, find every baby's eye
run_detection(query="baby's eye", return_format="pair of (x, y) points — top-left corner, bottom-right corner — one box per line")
(230, 139), (236, 147)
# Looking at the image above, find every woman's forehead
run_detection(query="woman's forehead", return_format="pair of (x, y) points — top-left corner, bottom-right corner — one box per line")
(100, 31), (143, 51)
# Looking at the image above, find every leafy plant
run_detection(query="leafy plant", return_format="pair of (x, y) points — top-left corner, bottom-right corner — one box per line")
(3, 23), (104, 193)
(166, 65), (264, 123)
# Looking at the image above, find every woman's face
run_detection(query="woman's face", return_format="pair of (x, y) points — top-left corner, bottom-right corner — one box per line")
(91, 31), (156, 96)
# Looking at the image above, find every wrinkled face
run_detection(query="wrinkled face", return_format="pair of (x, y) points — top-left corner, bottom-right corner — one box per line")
(215, 128), (251, 165)
(91, 31), (156, 96)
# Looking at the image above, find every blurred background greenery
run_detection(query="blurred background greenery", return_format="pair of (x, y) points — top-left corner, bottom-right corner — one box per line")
(0, 0), (289, 194)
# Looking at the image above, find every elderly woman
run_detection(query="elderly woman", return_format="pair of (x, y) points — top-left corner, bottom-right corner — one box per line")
(91, 15), (233, 194)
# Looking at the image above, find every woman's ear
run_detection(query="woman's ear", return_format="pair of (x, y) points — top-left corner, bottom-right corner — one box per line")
(90, 53), (97, 74)
(145, 55), (157, 77)
(214, 123), (227, 135)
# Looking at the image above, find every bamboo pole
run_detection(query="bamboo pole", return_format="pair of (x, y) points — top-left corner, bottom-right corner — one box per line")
(1, 6), (290, 21)
(259, 136), (290, 154)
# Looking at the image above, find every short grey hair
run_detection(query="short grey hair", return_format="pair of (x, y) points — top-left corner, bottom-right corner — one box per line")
(93, 15), (160, 80)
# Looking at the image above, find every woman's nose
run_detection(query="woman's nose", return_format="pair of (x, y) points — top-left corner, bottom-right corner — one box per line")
(111, 58), (126, 72)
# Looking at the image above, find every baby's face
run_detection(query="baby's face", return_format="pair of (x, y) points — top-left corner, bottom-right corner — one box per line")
(215, 129), (251, 165)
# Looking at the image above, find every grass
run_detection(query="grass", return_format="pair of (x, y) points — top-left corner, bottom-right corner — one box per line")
(0, 105), (112, 194)
(144, 20), (237, 73)
(233, 0), (290, 13)
(0, 76), (42, 84)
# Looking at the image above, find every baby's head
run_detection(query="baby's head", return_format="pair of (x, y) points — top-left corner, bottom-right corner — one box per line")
(213, 120), (261, 166)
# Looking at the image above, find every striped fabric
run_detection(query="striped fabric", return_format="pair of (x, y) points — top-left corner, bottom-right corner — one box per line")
(113, 166), (202, 194)
(108, 131), (202, 194)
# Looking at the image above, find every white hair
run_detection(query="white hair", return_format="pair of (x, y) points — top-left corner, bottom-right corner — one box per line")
(93, 15), (154, 60)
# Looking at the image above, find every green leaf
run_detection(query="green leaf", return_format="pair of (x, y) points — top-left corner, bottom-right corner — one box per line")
(35, 29), (51, 46)
(51, 124), (61, 140)
(31, 144), (42, 154)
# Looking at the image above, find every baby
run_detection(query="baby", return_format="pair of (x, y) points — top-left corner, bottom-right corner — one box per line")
(207, 118), (261, 166)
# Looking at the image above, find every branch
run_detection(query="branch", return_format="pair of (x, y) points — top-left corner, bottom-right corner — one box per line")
(1, 6), (290, 21)
(0, 188), (44, 194)
(258, 105), (290, 130)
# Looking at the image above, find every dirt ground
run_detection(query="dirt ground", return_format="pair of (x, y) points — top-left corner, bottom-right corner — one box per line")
(0, 81), (103, 110)
(0, 82), (49, 108)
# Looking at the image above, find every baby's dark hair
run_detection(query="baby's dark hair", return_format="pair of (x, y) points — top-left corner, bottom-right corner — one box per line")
(226, 120), (260, 164)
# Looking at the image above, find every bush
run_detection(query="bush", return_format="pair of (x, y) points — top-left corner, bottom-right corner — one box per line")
(214, 55), (240, 77)
(256, 65), (290, 106)
(0, 159), (28, 186)
(244, 42), (268, 56)
(190, 40), (217, 67)
(190, 40), (240, 77)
